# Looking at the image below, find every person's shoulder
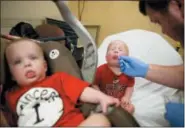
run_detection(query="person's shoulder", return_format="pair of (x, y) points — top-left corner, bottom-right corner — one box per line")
(50, 72), (67, 77)
(5, 85), (20, 100)
(51, 72), (78, 80)
(6, 85), (19, 93)
(98, 63), (108, 70)
(44, 72), (66, 82)
(121, 73), (135, 80)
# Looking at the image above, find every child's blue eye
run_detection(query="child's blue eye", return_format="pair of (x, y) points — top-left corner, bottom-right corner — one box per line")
(30, 55), (37, 60)
(14, 60), (21, 65)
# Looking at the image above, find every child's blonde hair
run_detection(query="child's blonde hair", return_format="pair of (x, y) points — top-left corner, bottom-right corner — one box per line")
(5, 38), (44, 57)
(107, 40), (129, 54)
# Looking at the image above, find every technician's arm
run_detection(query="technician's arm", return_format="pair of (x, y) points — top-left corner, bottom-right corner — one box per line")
(146, 64), (184, 89)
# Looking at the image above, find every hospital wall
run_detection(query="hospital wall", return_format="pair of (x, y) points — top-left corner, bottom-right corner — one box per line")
(1, 1), (183, 57)
(1, 1), (65, 20)
(68, 1), (184, 57)
(1, 1), (65, 34)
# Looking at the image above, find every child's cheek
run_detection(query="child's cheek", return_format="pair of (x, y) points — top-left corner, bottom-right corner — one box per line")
(106, 55), (112, 61)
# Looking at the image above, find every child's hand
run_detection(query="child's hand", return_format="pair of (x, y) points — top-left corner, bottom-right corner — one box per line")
(121, 97), (131, 107)
(99, 95), (120, 113)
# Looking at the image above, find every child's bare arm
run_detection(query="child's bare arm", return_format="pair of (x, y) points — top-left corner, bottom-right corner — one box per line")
(123, 86), (134, 100)
(121, 87), (134, 105)
(80, 87), (120, 113)
(91, 85), (101, 91)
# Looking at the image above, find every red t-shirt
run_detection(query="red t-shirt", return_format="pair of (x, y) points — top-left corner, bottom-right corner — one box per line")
(6, 72), (89, 127)
(94, 64), (135, 100)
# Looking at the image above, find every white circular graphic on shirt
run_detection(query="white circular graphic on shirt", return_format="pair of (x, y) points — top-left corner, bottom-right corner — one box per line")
(49, 49), (60, 59)
(16, 87), (63, 126)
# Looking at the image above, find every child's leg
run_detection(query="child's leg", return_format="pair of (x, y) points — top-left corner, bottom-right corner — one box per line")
(79, 113), (111, 126)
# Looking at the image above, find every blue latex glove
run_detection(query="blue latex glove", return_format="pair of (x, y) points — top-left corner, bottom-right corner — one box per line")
(165, 102), (184, 127)
(118, 56), (149, 77)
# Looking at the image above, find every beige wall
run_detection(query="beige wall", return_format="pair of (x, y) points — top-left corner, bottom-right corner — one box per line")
(1, 1), (63, 20)
(68, 1), (183, 56)
(1, 1), (64, 33)
(1, 1), (183, 56)
(1, 1), (67, 35)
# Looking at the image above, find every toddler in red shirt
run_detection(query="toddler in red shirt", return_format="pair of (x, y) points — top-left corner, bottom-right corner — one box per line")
(4, 39), (120, 127)
(93, 40), (135, 114)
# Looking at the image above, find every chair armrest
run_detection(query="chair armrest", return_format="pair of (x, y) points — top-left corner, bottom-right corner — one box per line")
(79, 103), (140, 127)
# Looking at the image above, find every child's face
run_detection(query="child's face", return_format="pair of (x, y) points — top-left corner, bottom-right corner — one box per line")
(106, 40), (128, 66)
(6, 40), (47, 86)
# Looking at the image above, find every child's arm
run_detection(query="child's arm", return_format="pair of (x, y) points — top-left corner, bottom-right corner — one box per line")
(121, 77), (135, 105)
(91, 85), (101, 91)
(80, 87), (120, 113)
(121, 87), (134, 107)
(122, 87), (134, 101)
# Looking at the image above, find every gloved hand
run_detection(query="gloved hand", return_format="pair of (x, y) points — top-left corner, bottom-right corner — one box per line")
(118, 56), (149, 77)
(165, 102), (184, 127)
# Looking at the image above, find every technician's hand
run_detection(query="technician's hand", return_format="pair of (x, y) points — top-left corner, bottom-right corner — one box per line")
(165, 102), (184, 127)
(118, 56), (149, 77)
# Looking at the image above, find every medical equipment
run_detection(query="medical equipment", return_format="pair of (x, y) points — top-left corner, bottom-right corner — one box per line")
(53, 1), (97, 83)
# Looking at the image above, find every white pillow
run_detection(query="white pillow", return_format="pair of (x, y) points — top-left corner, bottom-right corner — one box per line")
(98, 29), (183, 126)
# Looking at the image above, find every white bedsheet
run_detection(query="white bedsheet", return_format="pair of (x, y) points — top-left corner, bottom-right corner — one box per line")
(98, 29), (183, 126)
